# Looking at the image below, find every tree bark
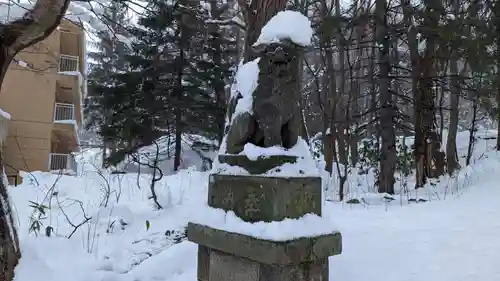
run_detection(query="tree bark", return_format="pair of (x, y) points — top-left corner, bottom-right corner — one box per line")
(208, 0), (228, 144)
(238, 0), (287, 62)
(466, 98), (478, 166)
(349, 14), (365, 168)
(411, 0), (446, 188)
(445, 0), (460, 174)
(0, 1), (72, 278)
(0, 155), (20, 281)
(497, 112), (500, 151)
(497, 72), (500, 150)
(376, 0), (396, 194)
(317, 0), (337, 174)
(174, 109), (182, 171)
(446, 54), (461, 174)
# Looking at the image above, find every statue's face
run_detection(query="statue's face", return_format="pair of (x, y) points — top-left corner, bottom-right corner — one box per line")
(273, 47), (288, 61)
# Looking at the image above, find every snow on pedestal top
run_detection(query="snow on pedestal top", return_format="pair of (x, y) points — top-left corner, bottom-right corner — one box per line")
(242, 137), (310, 161)
(214, 138), (320, 177)
(191, 206), (338, 241)
(253, 10), (313, 47)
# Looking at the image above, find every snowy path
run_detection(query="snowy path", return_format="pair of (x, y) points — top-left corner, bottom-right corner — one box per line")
(96, 180), (500, 281)
(12, 173), (500, 281)
(330, 180), (500, 281)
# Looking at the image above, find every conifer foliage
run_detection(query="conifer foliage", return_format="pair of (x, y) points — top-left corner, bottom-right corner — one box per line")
(85, 0), (236, 170)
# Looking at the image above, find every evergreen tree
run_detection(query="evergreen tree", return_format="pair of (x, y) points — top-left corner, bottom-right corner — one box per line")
(88, 0), (236, 170)
(85, 1), (132, 162)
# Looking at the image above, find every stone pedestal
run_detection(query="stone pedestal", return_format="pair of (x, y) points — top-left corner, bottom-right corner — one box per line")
(188, 223), (341, 281)
(188, 169), (342, 281)
(208, 174), (321, 222)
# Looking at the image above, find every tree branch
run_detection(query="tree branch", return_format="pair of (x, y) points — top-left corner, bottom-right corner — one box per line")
(0, 0), (72, 55)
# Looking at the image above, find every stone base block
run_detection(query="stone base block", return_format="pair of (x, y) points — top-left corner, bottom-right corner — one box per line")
(196, 246), (329, 281)
(208, 174), (322, 222)
(207, 248), (328, 281)
(188, 223), (342, 266)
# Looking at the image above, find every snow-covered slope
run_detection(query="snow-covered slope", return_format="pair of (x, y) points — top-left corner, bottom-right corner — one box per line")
(8, 129), (500, 281)
(112, 134), (218, 176)
(320, 128), (498, 203)
(74, 134), (218, 177)
(10, 168), (206, 281)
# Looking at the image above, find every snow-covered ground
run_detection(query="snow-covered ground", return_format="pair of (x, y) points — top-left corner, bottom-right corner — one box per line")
(104, 134), (217, 176)
(8, 129), (500, 281)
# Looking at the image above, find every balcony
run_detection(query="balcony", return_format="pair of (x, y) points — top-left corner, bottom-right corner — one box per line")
(52, 103), (79, 152)
(59, 55), (79, 72)
(49, 153), (77, 174)
(53, 103), (75, 123)
(57, 54), (83, 122)
(57, 73), (82, 119)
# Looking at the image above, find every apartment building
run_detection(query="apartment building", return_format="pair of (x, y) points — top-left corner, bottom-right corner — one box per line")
(0, 19), (85, 184)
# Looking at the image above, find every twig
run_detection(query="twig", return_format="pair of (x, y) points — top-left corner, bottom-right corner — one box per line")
(55, 197), (92, 239)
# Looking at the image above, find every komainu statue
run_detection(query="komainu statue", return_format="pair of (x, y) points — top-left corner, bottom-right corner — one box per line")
(224, 39), (304, 154)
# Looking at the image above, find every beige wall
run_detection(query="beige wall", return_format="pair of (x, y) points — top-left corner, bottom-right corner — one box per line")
(0, 20), (85, 177)
(1, 63), (56, 174)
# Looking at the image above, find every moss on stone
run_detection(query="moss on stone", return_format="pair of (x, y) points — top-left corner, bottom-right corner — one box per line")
(346, 198), (361, 204)
(208, 174), (322, 222)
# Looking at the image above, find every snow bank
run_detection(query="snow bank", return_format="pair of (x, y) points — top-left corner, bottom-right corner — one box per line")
(9, 166), (207, 281)
(9, 128), (500, 281)
(315, 129), (500, 203)
(192, 206), (337, 241)
(253, 11), (313, 47)
(119, 134), (218, 175)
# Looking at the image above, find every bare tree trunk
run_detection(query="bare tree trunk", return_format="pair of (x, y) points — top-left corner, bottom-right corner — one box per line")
(333, 0), (349, 199)
(102, 140), (108, 168)
(446, 44), (461, 174)
(317, 0), (337, 174)
(0, 153), (20, 281)
(497, 112), (500, 151)
(173, 3), (194, 172)
(495, 6), (500, 150)
(403, 0), (423, 188)
(324, 132), (334, 173)
(332, 0), (349, 169)
(367, 41), (378, 137)
(174, 109), (182, 171)
(440, 86), (446, 139)
(238, 0), (287, 62)
(208, 0), (229, 143)
(349, 32), (362, 167)
(412, 0), (446, 188)
(150, 142), (163, 209)
(334, 126), (348, 201)
(497, 83), (500, 150)
(376, 0), (396, 194)
(466, 97), (478, 166)
(0, 1), (73, 278)
(324, 44), (338, 170)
